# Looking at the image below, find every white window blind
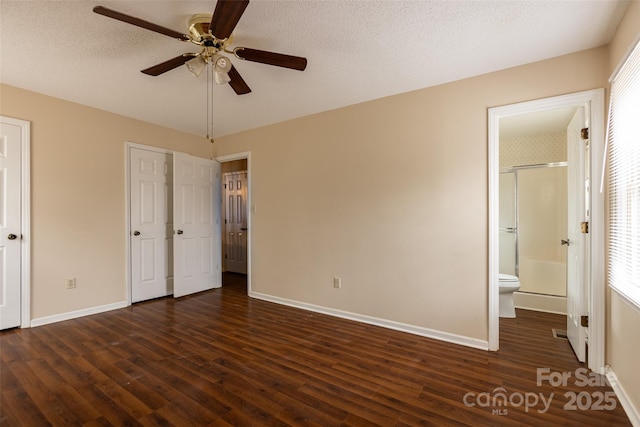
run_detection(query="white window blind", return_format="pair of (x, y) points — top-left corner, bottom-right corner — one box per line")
(608, 38), (640, 306)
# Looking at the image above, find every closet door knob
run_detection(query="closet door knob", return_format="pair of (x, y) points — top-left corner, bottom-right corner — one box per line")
(8, 234), (17, 240)
(561, 239), (570, 246)
(133, 231), (140, 236)
(176, 230), (184, 235)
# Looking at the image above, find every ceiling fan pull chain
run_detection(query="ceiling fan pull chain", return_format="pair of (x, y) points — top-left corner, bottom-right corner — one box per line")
(209, 61), (215, 144)
(206, 61), (212, 143)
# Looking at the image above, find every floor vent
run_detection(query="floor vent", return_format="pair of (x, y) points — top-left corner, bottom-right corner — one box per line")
(552, 329), (568, 339)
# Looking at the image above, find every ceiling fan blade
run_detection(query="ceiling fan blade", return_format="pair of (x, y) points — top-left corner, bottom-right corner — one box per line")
(93, 6), (188, 41)
(209, 0), (250, 40)
(141, 54), (196, 76)
(228, 66), (252, 95)
(235, 48), (307, 71)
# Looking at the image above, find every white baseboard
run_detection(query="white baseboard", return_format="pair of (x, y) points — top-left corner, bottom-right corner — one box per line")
(30, 301), (129, 328)
(514, 291), (567, 315)
(249, 291), (488, 351)
(606, 366), (640, 427)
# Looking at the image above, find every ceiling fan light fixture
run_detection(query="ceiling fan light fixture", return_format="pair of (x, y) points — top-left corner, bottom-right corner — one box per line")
(186, 56), (206, 77)
(213, 54), (232, 73)
(211, 54), (232, 85)
(214, 70), (231, 85)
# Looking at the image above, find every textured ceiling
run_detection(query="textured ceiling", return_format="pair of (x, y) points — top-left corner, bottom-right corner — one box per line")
(0, 1), (630, 138)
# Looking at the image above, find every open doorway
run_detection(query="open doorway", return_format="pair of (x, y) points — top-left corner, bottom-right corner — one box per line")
(498, 107), (576, 314)
(488, 90), (606, 373)
(217, 153), (251, 293)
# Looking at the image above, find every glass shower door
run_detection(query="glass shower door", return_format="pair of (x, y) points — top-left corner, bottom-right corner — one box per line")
(499, 172), (517, 275)
(517, 166), (567, 296)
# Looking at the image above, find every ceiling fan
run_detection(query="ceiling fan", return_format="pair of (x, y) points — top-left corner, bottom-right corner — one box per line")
(93, 0), (307, 95)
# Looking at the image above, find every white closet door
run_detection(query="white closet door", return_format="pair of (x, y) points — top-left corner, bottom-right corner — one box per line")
(130, 148), (173, 302)
(173, 152), (221, 297)
(0, 121), (22, 329)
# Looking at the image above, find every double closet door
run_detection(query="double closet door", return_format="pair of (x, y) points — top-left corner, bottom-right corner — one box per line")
(129, 146), (221, 302)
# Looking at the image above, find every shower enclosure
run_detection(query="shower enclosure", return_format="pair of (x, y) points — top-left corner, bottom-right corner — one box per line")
(499, 163), (568, 297)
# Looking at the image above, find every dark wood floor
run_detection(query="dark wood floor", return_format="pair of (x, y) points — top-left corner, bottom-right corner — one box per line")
(1, 273), (632, 426)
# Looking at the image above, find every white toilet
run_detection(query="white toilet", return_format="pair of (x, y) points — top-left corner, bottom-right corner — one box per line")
(499, 274), (521, 318)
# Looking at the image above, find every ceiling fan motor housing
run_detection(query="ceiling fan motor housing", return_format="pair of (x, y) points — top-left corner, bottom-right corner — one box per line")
(189, 14), (217, 43)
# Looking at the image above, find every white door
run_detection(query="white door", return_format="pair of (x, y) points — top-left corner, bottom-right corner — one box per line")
(0, 120), (23, 329)
(223, 171), (248, 274)
(130, 148), (173, 302)
(173, 153), (221, 297)
(566, 107), (588, 362)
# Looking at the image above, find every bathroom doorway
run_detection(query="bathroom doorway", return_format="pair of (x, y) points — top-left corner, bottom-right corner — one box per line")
(488, 90), (605, 372)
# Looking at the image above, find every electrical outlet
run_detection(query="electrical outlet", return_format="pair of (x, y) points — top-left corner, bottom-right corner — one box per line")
(66, 278), (76, 289)
(333, 277), (341, 288)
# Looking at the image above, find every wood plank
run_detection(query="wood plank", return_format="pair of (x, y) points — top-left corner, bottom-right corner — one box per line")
(0, 273), (632, 426)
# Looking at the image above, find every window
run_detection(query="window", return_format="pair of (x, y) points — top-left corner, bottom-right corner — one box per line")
(607, 38), (640, 307)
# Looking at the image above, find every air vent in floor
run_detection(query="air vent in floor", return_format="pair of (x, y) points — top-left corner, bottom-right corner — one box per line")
(552, 329), (568, 339)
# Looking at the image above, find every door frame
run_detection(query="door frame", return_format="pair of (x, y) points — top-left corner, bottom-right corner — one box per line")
(124, 141), (174, 305)
(487, 89), (605, 373)
(0, 116), (31, 328)
(216, 151), (252, 294)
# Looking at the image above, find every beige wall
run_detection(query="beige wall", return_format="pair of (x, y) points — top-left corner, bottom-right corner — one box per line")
(213, 47), (609, 341)
(609, 0), (640, 74)
(0, 84), (208, 320)
(606, 0), (640, 416)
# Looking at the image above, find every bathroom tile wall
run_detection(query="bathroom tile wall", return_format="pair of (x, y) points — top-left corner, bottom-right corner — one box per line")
(499, 131), (566, 167)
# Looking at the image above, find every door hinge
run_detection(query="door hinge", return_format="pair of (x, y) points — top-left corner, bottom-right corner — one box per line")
(581, 221), (589, 234)
(224, 184), (227, 189)
(581, 128), (589, 140)
(580, 315), (589, 327)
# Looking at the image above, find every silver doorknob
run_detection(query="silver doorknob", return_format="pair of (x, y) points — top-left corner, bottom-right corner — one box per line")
(133, 231), (140, 236)
(176, 230), (183, 235)
(561, 239), (570, 246)
(8, 234), (17, 240)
